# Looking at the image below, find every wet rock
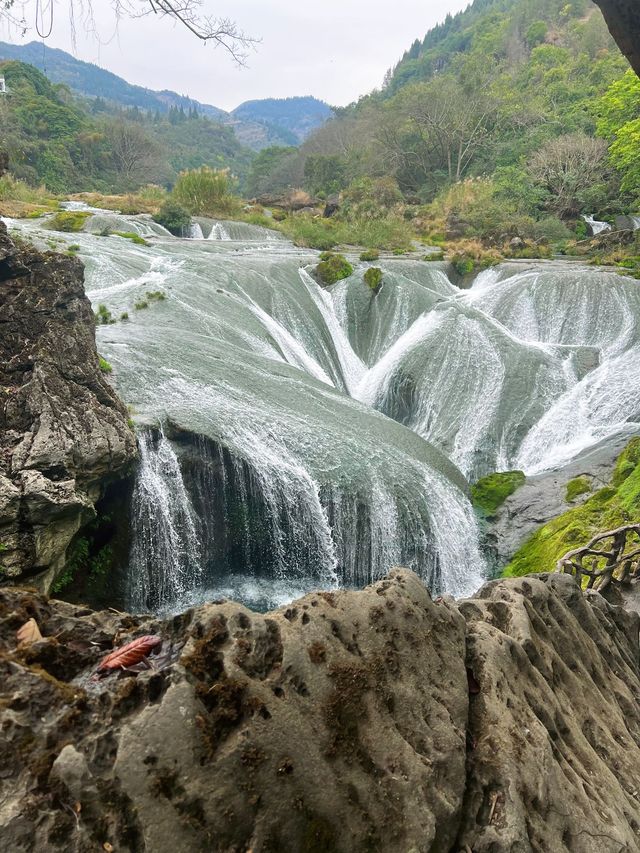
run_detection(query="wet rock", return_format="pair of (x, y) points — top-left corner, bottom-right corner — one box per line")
(0, 222), (137, 589)
(485, 429), (637, 569)
(0, 569), (639, 852)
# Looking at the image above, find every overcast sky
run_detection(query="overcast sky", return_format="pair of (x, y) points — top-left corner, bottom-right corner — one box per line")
(2, 1), (471, 111)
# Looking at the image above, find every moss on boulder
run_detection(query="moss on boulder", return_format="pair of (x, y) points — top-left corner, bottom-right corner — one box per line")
(470, 470), (525, 517)
(505, 437), (640, 578)
(565, 475), (592, 502)
(316, 252), (353, 286)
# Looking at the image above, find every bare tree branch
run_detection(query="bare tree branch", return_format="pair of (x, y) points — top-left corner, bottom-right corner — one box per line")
(0, 0), (259, 65)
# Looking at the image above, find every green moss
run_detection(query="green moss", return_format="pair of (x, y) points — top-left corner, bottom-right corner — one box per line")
(47, 211), (91, 233)
(363, 267), (383, 292)
(471, 470), (525, 517)
(565, 476), (592, 502)
(505, 438), (640, 577)
(114, 231), (149, 246)
(316, 253), (354, 285)
(98, 356), (112, 374)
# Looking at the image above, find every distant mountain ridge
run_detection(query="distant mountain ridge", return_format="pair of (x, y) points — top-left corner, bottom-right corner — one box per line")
(0, 41), (332, 149)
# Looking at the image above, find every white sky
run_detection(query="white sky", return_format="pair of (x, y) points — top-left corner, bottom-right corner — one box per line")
(2, 1), (472, 111)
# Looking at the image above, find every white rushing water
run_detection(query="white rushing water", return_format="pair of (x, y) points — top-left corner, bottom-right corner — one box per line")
(583, 215), (612, 235)
(7, 212), (640, 613)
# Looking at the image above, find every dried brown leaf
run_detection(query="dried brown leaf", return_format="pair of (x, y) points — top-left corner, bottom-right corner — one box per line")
(16, 618), (43, 646)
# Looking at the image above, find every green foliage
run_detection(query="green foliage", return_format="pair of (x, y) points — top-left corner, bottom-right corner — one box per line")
(246, 146), (298, 197)
(153, 200), (192, 236)
(94, 304), (115, 325)
(506, 439), (640, 577)
(363, 267), (383, 292)
(98, 356), (113, 374)
(316, 253), (354, 285)
(120, 311), (129, 321)
(53, 537), (89, 593)
(134, 300), (149, 310)
(171, 166), (240, 216)
(471, 470), (526, 516)
(146, 290), (166, 301)
(47, 210), (91, 232)
(597, 72), (640, 201)
(565, 476), (592, 502)
(526, 20), (548, 47)
(303, 154), (347, 196)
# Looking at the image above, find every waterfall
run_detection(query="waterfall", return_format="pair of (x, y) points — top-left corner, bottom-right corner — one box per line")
(128, 429), (203, 612)
(632, 216), (640, 231)
(188, 222), (204, 239)
(12, 212), (639, 615)
(208, 222), (231, 241)
(583, 215), (611, 236)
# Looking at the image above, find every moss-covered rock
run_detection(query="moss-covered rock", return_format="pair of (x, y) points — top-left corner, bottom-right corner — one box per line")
(505, 437), (640, 577)
(363, 267), (383, 293)
(47, 211), (92, 233)
(316, 252), (353, 285)
(565, 475), (592, 502)
(470, 470), (525, 517)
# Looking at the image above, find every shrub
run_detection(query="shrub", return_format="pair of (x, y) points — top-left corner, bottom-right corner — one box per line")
(172, 166), (240, 216)
(94, 304), (115, 325)
(98, 356), (113, 374)
(316, 253), (354, 285)
(47, 211), (91, 233)
(134, 300), (149, 310)
(364, 267), (383, 292)
(146, 290), (166, 301)
(360, 249), (380, 262)
(120, 312), (129, 321)
(153, 200), (192, 236)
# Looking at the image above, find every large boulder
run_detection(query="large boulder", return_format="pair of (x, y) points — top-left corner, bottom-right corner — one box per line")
(0, 222), (137, 590)
(0, 568), (639, 852)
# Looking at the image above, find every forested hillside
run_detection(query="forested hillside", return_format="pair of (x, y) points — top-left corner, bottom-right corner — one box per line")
(255, 0), (638, 237)
(0, 61), (252, 193)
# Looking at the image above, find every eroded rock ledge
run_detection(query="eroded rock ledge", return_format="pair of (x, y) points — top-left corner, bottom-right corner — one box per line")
(1, 569), (639, 852)
(0, 222), (137, 590)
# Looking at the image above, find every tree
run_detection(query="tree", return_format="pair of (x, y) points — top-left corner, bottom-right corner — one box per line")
(106, 119), (163, 187)
(528, 133), (609, 218)
(597, 70), (640, 200)
(0, 1), (257, 64)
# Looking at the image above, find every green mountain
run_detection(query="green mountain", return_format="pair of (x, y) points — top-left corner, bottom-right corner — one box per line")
(0, 60), (252, 193)
(232, 97), (333, 143)
(0, 42), (331, 150)
(254, 0), (637, 229)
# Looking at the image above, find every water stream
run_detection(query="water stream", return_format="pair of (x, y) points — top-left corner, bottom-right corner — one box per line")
(6, 213), (640, 613)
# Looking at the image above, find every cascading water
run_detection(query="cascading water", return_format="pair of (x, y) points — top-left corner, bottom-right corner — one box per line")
(9, 211), (640, 614)
(583, 215), (612, 236)
(208, 221), (231, 241)
(188, 222), (204, 239)
(128, 429), (203, 611)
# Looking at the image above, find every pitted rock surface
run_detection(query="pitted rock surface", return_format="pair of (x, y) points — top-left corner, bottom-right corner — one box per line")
(0, 569), (639, 852)
(0, 221), (136, 588)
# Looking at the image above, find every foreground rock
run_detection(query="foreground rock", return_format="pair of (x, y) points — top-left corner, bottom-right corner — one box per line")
(0, 569), (638, 852)
(0, 221), (137, 589)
